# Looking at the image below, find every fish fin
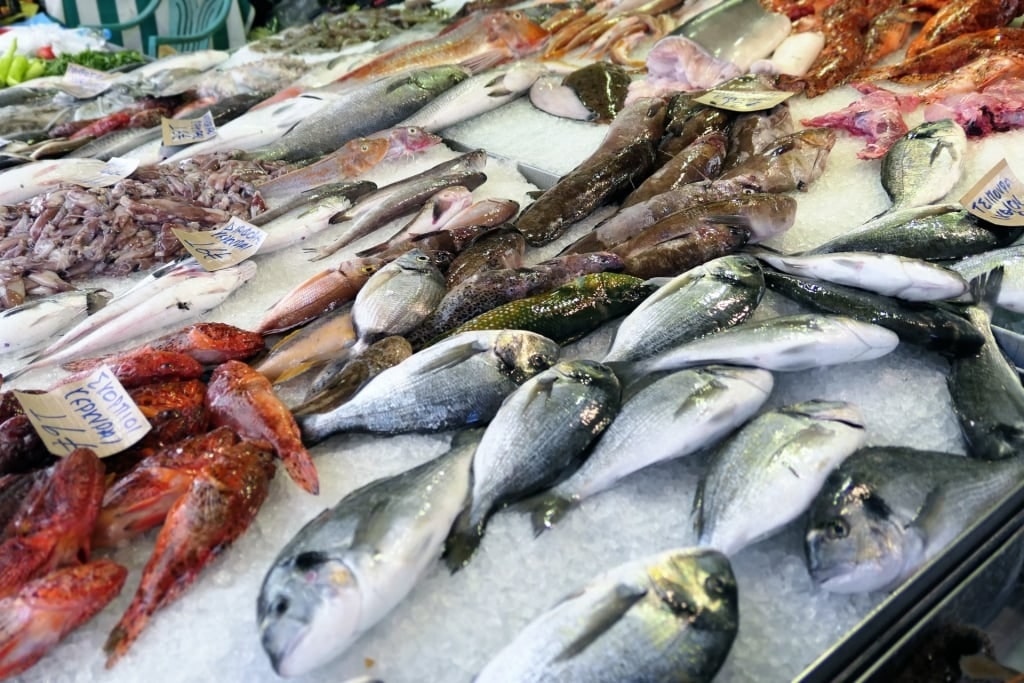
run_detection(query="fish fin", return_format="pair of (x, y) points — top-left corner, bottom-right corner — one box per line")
(968, 267), (1004, 314)
(526, 190), (545, 201)
(487, 87), (513, 98)
(351, 497), (393, 553)
(551, 583), (648, 663)
(272, 361), (319, 385)
(354, 242), (388, 257)
(959, 653), (1024, 681)
(906, 485), (952, 550)
(992, 325), (1024, 370)
(418, 339), (489, 374)
(703, 214), (754, 231)
(85, 288), (113, 313)
(457, 50), (508, 74)
(525, 493), (575, 536)
(443, 506), (484, 573)
(605, 360), (642, 387)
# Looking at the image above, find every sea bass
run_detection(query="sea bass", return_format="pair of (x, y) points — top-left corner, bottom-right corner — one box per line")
(445, 360), (620, 570)
(530, 366), (774, 533)
(336, 11), (548, 83)
(806, 446), (1024, 594)
(297, 330), (560, 443)
(475, 548), (738, 683)
(257, 432), (478, 677)
(696, 400), (866, 555)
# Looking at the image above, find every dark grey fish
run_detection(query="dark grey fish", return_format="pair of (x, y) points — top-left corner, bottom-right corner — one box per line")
(444, 359), (621, 570)
(806, 446), (1024, 594)
(715, 126), (836, 193)
(622, 130), (729, 208)
(295, 336), (413, 415)
(514, 97), (667, 246)
(723, 102), (794, 169)
(444, 226), (526, 289)
(249, 65), (470, 162)
(249, 181), (378, 227)
(561, 62), (632, 123)
(805, 204), (1023, 260)
(474, 548), (738, 683)
(657, 93), (733, 165)
(762, 268), (984, 357)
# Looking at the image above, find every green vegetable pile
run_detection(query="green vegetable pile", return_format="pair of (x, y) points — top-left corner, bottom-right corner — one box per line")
(0, 39), (146, 88)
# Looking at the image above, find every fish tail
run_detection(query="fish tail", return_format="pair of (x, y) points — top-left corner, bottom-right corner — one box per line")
(296, 413), (331, 446)
(443, 508), (485, 573)
(604, 360), (642, 387)
(354, 242), (388, 258)
(526, 494), (575, 536)
(968, 266), (1004, 311)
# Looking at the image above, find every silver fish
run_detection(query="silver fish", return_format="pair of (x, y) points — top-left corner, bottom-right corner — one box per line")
(603, 254), (765, 363)
(475, 548), (738, 683)
(251, 66), (471, 162)
(950, 244), (1024, 312)
(297, 330), (560, 443)
(258, 194), (360, 255)
(0, 288), (111, 355)
(398, 63), (544, 132)
(880, 119), (967, 212)
(806, 446), (1024, 594)
(350, 249), (446, 355)
(696, 400), (866, 555)
(10, 260), (257, 379)
(752, 249), (968, 302)
(612, 314), (899, 381)
(257, 431), (479, 677)
(354, 186), (475, 257)
(66, 126), (163, 161)
(530, 365), (774, 533)
(444, 360), (621, 570)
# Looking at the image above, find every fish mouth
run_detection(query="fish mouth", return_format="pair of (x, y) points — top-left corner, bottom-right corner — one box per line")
(261, 617), (310, 677)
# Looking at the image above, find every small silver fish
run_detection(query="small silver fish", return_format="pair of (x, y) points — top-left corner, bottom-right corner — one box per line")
(530, 365), (774, 533)
(257, 431), (479, 677)
(880, 119), (967, 213)
(350, 249), (446, 355)
(603, 254), (765, 363)
(696, 400), (866, 555)
(0, 289), (111, 355)
(444, 360), (621, 570)
(475, 548), (738, 683)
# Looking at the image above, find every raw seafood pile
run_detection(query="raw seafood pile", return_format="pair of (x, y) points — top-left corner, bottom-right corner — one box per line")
(2, 0), (1024, 681)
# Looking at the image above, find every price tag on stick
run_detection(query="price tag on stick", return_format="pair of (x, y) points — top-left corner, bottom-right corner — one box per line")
(172, 216), (267, 271)
(161, 111), (218, 146)
(14, 366), (152, 458)
(694, 88), (795, 112)
(961, 159), (1024, 227)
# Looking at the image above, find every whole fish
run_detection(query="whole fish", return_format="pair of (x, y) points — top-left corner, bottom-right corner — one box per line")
(0, 289), (111, 355)
(10, 260), (258, 379)
(251, 182), (378, 227)
(948, 275), (1024, 460)
(530, 63), (631, 124)
(337, 11), (548, 83)
(763, 269), (985, 357)
(658, 94), (734, 165)
(207, 360), (319, 495)
(0, 159), (125, 205)
(806, 446), (1024, 594)
(604, 255), (765, 363)
(307, 151), (489, 260)
(950, 244), (1024, 312)
(696, 400), (866, 556)
(258, 194), (364, 256)
(530, 366), (774, 533)
(250, 66), (471, 162)
(66, 126), (164, 161)
(295, 336), (413, 415)
(879, 119), (967, 213)
(350, 249), (446, 355)
(444, 226), (526, 289)
(368, 224), (496, 264)
(257, 258), (384, 336)
(475, 548), (738, 683)
(354, 186), (476, 257)
(615, 222), (751, 280)
(397, 63), (545, 132)
(714, 127), (837, 194)
(254, 139), (390, 204)
(257, 432), (478, 677)
(753, 249), (969, 302)
(622, 130), (729, 208)
(444, 360), (620, 570)
(722, 103), (793, 169)
(440, 272), (656, 346)
(611, 314), (900, 382)
(297, 330), (560, 443)
(255, 309), (357, 384)
(515, 97), (667, 246)
(805, 204), (1023, 259)
(410, 252), (625, 347)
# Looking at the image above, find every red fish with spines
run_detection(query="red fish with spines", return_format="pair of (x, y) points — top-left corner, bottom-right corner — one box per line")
(205, 361), (319, 494)
(0, 560), (127, 679)
(906, 0), (1024, 58)
(104, 439), (274, 667)
(337, 10), (549, 83)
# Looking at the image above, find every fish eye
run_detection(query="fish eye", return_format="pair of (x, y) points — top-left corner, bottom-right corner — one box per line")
(416, 255), (430, 262)
(360, 143), (370, 152)
(362, 265), (377, 274)
(704, 575), (726, 597)
(511, 11), (523, 19)
(529, 353), (547, 369)
(825, 519), (849, 540)
(270, 595), (289, 617)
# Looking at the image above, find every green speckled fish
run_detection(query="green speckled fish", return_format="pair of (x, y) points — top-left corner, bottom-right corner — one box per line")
(439, 272), (657, 345)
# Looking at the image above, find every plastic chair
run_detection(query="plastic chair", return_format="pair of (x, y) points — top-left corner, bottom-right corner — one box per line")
(148, 0), (232, 57)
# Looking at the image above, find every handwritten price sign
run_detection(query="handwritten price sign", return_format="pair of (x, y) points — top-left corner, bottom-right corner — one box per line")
(961, 159), (1024, 227)
(171, 216), (267, 270)
(161, 111), (218, 146)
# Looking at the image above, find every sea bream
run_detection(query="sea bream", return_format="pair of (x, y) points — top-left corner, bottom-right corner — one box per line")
(257, 431), (479, 677)
(444, 360), (621, 570)
(529, 365), (774, 533)
(806, 446), (1024, 594)
(696, 400), (867, 556)
(878, 119), (967, 213)
(297, 329), (560, 443)
(475, 548), (738, 683)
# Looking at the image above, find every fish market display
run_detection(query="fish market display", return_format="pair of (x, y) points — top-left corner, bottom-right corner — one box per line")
(475, 548), (738, 683)
(8, 5), (1024, 683)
